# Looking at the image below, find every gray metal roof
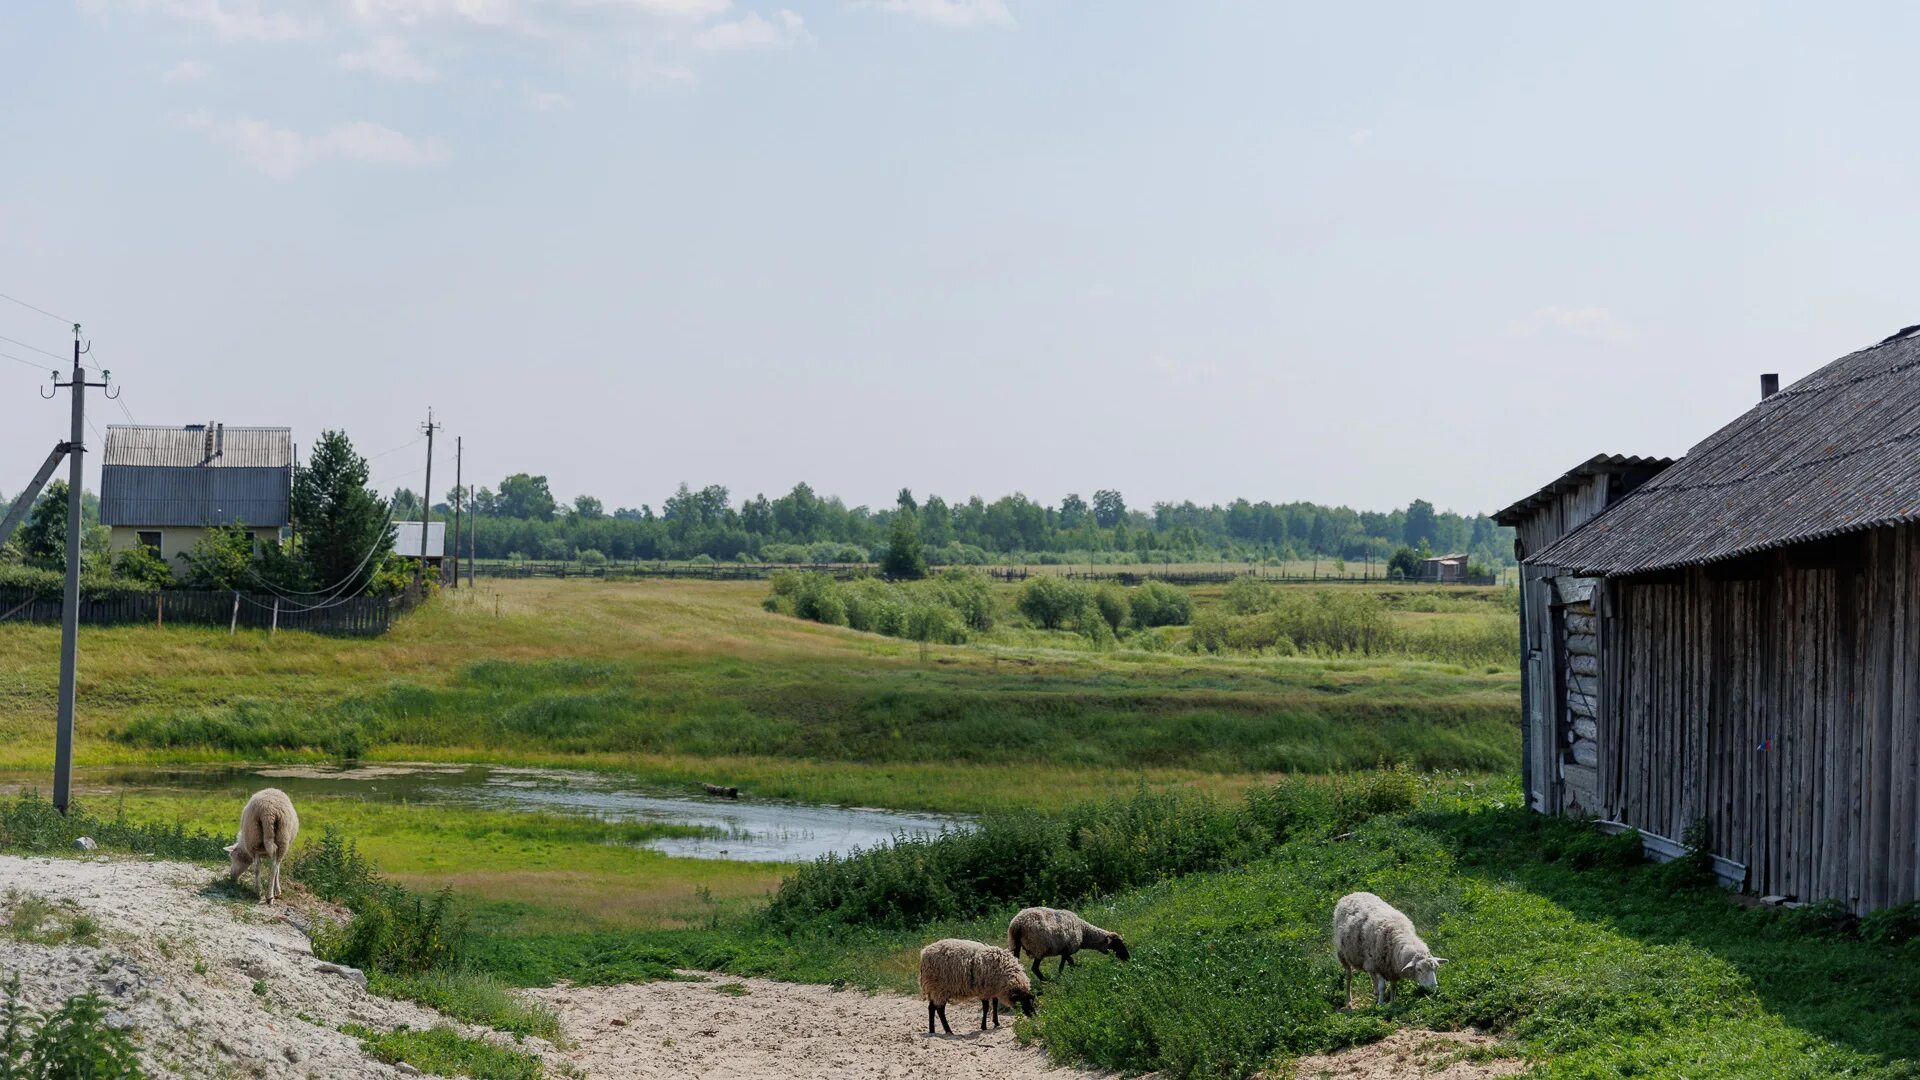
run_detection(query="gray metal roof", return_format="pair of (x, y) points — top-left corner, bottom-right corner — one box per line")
(1530, 329), (1920, 575)
(103, 424), (291, 468)
(100, 424), (292, 528)
(1492, 454), (1676, 526)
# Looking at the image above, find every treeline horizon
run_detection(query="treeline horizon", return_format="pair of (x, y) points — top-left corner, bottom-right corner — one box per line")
(390, 474), (1516, 569)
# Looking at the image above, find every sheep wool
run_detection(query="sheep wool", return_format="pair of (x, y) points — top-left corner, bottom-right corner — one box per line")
(916, 939), (1036, 1035)
(1006, 906), (1131, 979)
(227, 788), (300, 905)
(1333, 891), (1445, 1006)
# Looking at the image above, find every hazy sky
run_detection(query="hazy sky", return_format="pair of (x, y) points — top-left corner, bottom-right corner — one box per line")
(3, 2), (1917, 518)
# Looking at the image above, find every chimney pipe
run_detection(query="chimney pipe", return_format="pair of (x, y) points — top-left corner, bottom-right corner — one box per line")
(1761, 373), (1780, 399)
(204, 422), (215, 462)
(215, 422), (224, 458)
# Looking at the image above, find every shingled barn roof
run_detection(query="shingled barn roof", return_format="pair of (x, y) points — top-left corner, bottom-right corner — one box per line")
(1531, 328), (1920, 576)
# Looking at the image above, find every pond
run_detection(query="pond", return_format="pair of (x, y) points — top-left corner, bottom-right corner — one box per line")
(18, 764), (966, 864)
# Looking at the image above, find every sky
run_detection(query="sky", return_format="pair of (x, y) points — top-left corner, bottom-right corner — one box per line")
(3, 2), (1919, 519)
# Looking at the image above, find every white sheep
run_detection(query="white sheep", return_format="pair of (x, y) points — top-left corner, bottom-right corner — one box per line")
(1006, 906), (1131, 980)
(226, 788), (300, 904)
(1332, 891), (1445, 1006)
(916, 938), (1036, 1034)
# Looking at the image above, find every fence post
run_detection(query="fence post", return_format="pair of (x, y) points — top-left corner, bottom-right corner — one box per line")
(156, 593), (164, 629)
(270, 596), (280, 638)
(229, 591), (240, 636)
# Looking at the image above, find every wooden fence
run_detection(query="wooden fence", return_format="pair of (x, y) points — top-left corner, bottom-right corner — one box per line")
(466, 560), (1500, 587)
(0, 586), (409, 637)
(996, 568), (1502, 587)
(471, 561), (875, 581)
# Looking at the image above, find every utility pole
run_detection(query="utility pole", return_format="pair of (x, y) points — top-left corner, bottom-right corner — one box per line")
(52, 327), (109, 815)
(451, 436), (462, 589)
(467, 476), (476, 587)
(415, 409), (441, 590)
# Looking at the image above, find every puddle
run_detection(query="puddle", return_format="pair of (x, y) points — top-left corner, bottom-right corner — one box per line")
(8, 764), (966, 864)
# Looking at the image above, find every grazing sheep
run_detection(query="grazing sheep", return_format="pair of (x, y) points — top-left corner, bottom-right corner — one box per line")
(1332, 891), (1446, 1006)
(1007, 906), (1131, 980)
(701, 783), (740, 799)
(916, 938), (1036, 1035)
(226, 789), (299, 904)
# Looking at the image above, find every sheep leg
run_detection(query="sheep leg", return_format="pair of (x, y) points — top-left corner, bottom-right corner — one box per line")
(1372, 975), (1388, 1006)
(936, 1003), (953, 1036)
(1342, 965), (1352, 1008)
(1057, 956), (1070, 977)
(981, 999), (989, 1030)
(928, 1001), (937, 1035)
(253, 859), (263, 901)
(1031, 957), (1046, 982)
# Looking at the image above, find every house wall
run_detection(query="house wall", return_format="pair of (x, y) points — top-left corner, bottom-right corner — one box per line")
(109, 525), (279, 577)
(1514, 474), (1616, 813)
(1596, 523), (1920, 911)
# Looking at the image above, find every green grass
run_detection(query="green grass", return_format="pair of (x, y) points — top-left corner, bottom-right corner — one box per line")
(368, 971), (564, 1044)
(344, 1024), (544, 1080)
(0, 579), (1518, 812)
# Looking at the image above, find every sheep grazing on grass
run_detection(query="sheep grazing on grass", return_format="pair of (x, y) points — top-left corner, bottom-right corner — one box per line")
(1333, 891), (1446, 1006)
(226, 788), (299, 905)
(1007, 906), (1131, 980)
(916, 938), (1036, 1035)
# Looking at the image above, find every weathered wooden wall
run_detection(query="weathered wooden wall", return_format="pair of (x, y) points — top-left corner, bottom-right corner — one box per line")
(1515, 474), (1615, 812)
(1598, 523), (1920, 910)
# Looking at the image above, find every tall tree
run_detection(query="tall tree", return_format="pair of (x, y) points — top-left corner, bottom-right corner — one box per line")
(18, 481), (69, 568)
(495, 474), (558, 520)
(881, 510), (927, 579)
(896, 488), (917, 514)
(1092, 489), (1127, 528)
(571, 494), (605, 520)
(294, 430), (395, 596)
(1404, 498), (1438, 550)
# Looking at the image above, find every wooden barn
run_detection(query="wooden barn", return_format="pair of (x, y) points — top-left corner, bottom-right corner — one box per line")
(1496, 331), (1920, 912)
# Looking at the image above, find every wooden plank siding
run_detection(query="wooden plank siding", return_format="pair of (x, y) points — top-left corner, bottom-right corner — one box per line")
(1596, 523), (1920, 910)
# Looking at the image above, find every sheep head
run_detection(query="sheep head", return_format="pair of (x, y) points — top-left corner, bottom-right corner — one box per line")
(1007, 987), (1037, 1017)
(1401, 954), (1445, 990)
(224, 843), (253, 880)
(1105, 933), (1131, 961)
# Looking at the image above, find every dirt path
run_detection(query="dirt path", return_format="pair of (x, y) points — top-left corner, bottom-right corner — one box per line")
(526, 974), (1118, 1080)
(0, 853), (564, 1079)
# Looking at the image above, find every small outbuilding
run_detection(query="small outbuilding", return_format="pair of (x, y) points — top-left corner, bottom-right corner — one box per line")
(1418, 552), (1470, 582)
(392, 521), (446, 568)
(101, 423), (292, 573)
(1496, 329), (1920, 912)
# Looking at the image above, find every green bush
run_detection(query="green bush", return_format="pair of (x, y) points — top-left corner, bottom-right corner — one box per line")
(1092, 584), (1130, 633)
(301, 831), (466, 977)
(1128, 581), (1194, 627)
(345, 1024), (542, 1080)
(0, 974), (144, 1079)
(766, 570), (987, 644)
(0, 791), (227, 862)
(1220, 576), (1274, 615)
(110, 546), (174, 589)
(1017, 576), (1092, 630)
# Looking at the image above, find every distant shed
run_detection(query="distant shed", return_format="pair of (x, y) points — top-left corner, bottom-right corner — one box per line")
(392, 521), (446, 565)
(1497, 329), (1920, 912)
(1418, 552), (1469, 582)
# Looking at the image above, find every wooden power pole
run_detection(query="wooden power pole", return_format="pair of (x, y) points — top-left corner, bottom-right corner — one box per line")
(451, 436), (462, 588)
(415, 409), (442, 589)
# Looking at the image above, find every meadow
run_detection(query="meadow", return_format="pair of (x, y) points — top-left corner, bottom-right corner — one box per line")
(3, 578), (1910, 1077)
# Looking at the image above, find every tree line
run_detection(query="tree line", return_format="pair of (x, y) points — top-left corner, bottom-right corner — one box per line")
(394, 475), (1515, 568)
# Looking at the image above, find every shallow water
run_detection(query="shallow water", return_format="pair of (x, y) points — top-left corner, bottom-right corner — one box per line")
(19, 763), (965, 863)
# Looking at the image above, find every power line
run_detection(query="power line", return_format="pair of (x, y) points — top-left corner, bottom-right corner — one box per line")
(0, 350), (54, 372)
(0, 333), (66, 363)
(0, 290), (72, 326)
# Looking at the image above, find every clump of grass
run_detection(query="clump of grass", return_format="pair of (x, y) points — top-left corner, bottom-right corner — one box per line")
(370, 970), (563, 1043)
(0, 791), (227, 862)
(3, 891), (101, 947)
(343, 1023), (542, 1080)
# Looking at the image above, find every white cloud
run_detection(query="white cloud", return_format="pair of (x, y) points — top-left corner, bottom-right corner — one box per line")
(84, 0), (319, 41)
(1347, 128), (1373, 147)
(1516, 306), (1633, 346)
(182, 111), (448, 177)
(859, 0), (1013, 28)
(526, 89), (573, 110)
(695, 9), (804, 51)
(630, 57), (697, 88)
(161, 59), (210, 82)
(338, 35), (440, 80)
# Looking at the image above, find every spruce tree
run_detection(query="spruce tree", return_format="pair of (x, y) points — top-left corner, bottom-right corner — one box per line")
(293, 431), (394, 596)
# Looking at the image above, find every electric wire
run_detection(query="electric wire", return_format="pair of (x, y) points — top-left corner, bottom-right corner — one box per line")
(0, 291), (73, 326)
(0, 333), (66, 362)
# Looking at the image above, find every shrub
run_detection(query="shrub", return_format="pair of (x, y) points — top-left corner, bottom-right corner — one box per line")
(345, 1024), (541, 1080)
(1221, 576), (1274, 614)
(1092, 584), (1129, 633)
(111, 546), (174, 589)
(0, 973), (144, 1079)
(1017, 576), (1091, 630)
(1862, 900), (1920, 946)
(1128, 582), (1194, 627)
(577, 548), (609, 568)
(0, 791), (226, 862)
(302, 831), (466, 977)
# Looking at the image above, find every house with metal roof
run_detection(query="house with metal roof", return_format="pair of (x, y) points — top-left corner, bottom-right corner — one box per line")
(392, 521), (446, 565)
(1495, 329), (1920, 912)
(101, 423), (293, 574)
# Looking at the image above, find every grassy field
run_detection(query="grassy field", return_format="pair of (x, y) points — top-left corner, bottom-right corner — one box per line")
(1, 578), (1914, 1077)
(0, 578), (1519, 812)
